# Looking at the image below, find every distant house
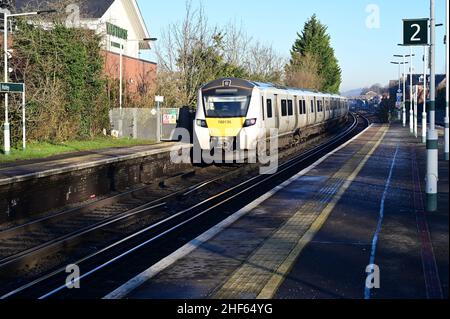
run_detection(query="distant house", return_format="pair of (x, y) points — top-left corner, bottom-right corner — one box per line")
(389, 74), (446, 104)
(3, 0), (157, 99)
(364, 91), (378, 99)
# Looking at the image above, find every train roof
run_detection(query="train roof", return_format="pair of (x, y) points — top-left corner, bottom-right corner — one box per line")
(202, 78), (345, 98)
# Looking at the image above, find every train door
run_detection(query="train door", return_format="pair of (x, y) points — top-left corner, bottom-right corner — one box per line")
(279, 96), (289, 134)
(313, 97), (317, 124)
(307, 96), (313, 125)
(293, 96), (299, 130)
(260, 93), (266, 129)
(287, 98), (295, 132)
(273, 94), (280, 130)
(325, 98), (330, 120)
(298, 96), (307, 128)
(264, 94), (277, 136)
(331, 98), (336, 118)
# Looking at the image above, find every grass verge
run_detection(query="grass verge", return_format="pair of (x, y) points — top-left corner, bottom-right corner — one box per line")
(0, 137), (156, 164)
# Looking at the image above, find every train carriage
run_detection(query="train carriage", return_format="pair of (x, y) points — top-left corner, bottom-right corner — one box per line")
(194, 78), (349, 152)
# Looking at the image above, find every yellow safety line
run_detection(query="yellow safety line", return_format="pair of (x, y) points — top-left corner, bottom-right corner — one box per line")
(257, 124), (390, 299)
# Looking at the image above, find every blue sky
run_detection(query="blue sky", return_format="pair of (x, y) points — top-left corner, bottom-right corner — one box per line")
(137, 0), (447, 92)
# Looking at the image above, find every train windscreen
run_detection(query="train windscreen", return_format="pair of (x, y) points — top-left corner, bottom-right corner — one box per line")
(203, 95), (251, 118)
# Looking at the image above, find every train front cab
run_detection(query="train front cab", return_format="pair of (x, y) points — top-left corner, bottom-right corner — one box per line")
(194, 79), (262, 151)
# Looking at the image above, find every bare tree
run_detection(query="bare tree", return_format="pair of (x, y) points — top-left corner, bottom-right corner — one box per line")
(285, 52), (323, 90)
(155, 1), (286, 107)
(220, 22), (284, 84)
(221, 20), (252, 67)
(156, 0), (220, 107)
(245, 41), (285, 84)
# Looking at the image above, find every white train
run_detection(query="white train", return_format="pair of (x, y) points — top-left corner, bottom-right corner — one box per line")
(194, 78), (349, 152)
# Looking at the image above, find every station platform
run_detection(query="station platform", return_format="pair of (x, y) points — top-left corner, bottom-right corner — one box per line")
(0, 142), (191, 223)
(107, 122), (448, 300)
(0, 142), (188, 184)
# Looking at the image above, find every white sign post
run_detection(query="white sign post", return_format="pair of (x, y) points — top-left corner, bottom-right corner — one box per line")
(155, 96), (164, 143)
(0, 82), (26, 150)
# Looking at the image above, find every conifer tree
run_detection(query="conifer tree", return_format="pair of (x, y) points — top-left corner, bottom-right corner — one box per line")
(289, 14), (342, 93)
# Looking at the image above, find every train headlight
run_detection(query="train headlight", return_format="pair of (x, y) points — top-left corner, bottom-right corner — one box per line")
(196, 119), (208, 128)
(244, 118), (257, 127)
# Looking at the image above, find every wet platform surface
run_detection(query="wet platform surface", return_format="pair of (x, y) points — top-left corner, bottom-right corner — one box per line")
(107, 123), (448, 299)
(0, 142), (189, 185)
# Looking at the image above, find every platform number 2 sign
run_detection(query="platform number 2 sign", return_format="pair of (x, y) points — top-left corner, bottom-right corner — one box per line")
(403, 19), (429, 46)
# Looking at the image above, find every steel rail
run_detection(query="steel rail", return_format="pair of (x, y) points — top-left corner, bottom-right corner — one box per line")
(1, 113), (367, 299)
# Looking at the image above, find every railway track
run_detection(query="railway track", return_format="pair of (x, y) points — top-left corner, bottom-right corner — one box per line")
(0, 166), (242, 276)
(0, 113), (369, 299)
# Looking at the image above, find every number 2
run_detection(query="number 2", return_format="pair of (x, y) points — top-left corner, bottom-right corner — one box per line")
(411, 24), (421, 41)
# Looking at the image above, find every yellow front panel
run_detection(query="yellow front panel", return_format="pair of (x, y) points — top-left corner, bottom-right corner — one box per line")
(206, 118), (245, 137)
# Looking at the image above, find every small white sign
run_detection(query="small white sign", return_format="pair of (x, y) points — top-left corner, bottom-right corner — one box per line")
(155, 95), (164, 103)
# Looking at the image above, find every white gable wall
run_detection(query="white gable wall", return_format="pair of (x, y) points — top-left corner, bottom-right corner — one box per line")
(81, 0), (150, 59)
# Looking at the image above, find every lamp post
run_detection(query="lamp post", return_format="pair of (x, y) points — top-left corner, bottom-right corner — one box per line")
(391, 61), (406, 120)
(2, 9), (56, 155)
(422, 47), (428, 144)
(426, 0), (438, 212)
(414, 84), (418, 137)
(445, 0), (449, 161)
(394, 53), (413, 128)
(409, 47), (415, 134)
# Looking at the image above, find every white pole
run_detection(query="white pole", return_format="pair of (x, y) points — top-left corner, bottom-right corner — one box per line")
(414, 85), (418, 137)
(403, 55), (407, 127)
(423, 46), (428, 144)
(445, 0), (449, 161)
(119, 42), (123, 111)
(22, 87), (26, 150)
(118, 41), (124, 138)
(156, 101), (161, 143)
(3, 14), (10, 155)
(398, 64), (402, 120)
(410, 47), (414, 134)
(426, 0), (439, 212)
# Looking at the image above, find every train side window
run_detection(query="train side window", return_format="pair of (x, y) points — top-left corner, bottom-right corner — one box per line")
(288, 100), (293, 116)
(266, 99), (273, 118)
(310, 100), (314, 113)
(281, 100), (287, 117)
(299, 100), (304, 115)
(301, 100), (306, 115)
